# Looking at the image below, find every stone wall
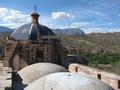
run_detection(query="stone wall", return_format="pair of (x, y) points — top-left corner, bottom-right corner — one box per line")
(69, 63), (120, 90)
(0, 61), (12, 90)
(5, 37), (64, 70)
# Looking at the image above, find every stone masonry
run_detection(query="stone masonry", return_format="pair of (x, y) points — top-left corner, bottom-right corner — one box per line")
(69, 63), (120, 90)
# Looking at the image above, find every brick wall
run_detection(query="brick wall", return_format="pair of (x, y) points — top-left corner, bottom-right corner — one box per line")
(69, 63), (120, 90)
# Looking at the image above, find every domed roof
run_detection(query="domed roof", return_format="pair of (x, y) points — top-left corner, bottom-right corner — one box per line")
(18, 63), (67, 85)
(10, 12), (55, 40)
(10, 23), (55, 40)
(25, 72), (113, 90)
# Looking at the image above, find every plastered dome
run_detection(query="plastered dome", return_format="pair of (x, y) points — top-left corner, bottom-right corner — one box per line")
(18, 63), (67, 85)
(25, 72), (113, 90)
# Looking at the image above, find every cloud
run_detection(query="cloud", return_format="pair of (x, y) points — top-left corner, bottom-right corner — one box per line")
(0, 8), (9, 17)
(0, 7), (119, 34)
(85, 9), (111, 21)
(83, 27), (120, 34)
(45, 22), (90, 29)
(0, 7), (57, 29)
(66, 21), (114, 30)
(51, 12), (74, 20)
(71, 8), (111, 21)
(70, 22), (90, 28)
(45, 21), (120, 34)
(84, 28), (108, 33)
(0, 7), (30, 28)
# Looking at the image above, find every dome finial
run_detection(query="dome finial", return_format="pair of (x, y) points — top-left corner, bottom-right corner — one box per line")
(31, 6), (39, 23)
(34, 5), (37, 13)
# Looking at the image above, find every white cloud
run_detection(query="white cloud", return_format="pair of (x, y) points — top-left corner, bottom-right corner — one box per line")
(0, 7), (119, 34)
(0, 7), (30, 28)
(0, 8), (9, 17)
(72, 8), (111, 21)
(51, 12), (74, 19)
(45, 21), (120, 34)
(70, 22), (90, 28)
(84, 28), (120, 34)
(84, 28), (108, 33)
(45, 22), (90, 29)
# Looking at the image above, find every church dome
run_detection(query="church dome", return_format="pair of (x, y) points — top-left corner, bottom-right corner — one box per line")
(17, 63), (67, 85)
(25, 72), (113, 90)
(10, 12), (55, 40)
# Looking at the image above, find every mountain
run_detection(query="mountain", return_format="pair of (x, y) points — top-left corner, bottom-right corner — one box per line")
(52, 28), (86, 36)
(0, 26), (13, 32)
(0, 26), (86, 36)
(60, 32), (120, 54)
(0, 26), (13, 38)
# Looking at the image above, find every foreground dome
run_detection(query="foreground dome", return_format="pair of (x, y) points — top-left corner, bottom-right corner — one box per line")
(25, 72), (113, 90)
(18, 63), (67, 85)
(10, 12), (55, 40)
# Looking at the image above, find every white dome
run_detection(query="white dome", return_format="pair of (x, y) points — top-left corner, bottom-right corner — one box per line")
(18, 63), (67, 85)
(25, 72), (113, 90)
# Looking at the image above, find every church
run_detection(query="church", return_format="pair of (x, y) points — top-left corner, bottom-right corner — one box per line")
(1, 9), (117, 90)
(4, 10), (64, 70)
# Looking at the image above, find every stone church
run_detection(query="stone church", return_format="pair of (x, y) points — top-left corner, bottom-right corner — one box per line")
(4, 11), (64, 70)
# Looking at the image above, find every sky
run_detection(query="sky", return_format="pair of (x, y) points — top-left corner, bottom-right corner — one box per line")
(0, 0), (120, 33)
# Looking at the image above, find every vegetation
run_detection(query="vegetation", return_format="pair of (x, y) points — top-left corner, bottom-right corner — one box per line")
(60, 34), (120, 75)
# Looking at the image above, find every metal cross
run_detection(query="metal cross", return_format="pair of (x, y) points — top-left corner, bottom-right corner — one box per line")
(34, 6), (37, 12)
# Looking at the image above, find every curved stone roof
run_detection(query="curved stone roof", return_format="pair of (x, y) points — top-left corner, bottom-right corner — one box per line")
(10, 23), (55, 40)
(18, 63), (67, 85)
(25, 72), (113, 90)
(10, 12), (55, 41)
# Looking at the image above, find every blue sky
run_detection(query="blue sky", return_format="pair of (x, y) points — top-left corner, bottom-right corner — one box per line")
(0, 0), (120, 33)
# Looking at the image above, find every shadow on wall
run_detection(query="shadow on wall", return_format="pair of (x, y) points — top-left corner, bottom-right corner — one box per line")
(63, 55), (88, 68)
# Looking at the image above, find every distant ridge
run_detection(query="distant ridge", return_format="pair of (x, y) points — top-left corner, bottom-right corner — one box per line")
(0, 26), (86, 36)
(0, 26), (13, 32)
(52, 28), (86, 36)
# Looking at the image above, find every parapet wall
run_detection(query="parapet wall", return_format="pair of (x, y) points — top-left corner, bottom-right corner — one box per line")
(0, 61), (12, 90)
(69, 63), (120, 90)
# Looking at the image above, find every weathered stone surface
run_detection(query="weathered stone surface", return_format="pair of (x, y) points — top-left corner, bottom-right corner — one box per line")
(25, 72), (113, 90)
(0, 65), (12, 90)
(69, 64), (120, 90)
(18, 63), (67, 85)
